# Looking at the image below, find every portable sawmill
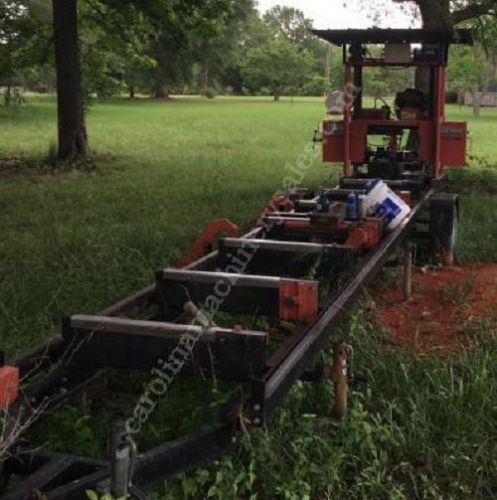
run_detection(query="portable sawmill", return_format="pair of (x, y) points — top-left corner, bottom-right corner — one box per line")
(0, 28), (472, 498)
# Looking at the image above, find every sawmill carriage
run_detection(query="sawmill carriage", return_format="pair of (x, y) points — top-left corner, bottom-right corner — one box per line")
(0, 28), (471, 498)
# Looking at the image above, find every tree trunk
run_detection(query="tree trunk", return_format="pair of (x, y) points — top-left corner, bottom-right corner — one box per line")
(418, 0), (452, 29)
(325, 45), (332, 89)
(273, 85), (281, 101)
(416, 0), (452, 92)
(152, 73), (169, 99)
(153, 86), (169, 99)
(129, 85), (135, 99)
(4, 84), (11, 106)
(203, 65), (209, 96)
(457, 89), (464, 107)
(473, 88), (481, 117)
(52, 0), (88, 161)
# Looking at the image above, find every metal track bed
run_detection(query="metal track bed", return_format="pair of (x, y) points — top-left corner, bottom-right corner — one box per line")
(1, 175), (455, 498)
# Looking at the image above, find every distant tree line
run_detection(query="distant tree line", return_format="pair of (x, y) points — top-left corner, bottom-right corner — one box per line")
(1, 1), (437, 104)
(1, 2), (329, 102)
(1, 0), (496, 161)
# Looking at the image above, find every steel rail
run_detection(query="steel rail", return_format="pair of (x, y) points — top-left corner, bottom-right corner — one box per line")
(264, 188), (433, 411)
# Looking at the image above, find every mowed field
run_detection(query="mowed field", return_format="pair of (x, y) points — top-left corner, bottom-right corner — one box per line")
(1, 96), (497, 498)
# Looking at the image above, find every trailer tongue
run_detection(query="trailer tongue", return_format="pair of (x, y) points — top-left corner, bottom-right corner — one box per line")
(1, 29), (471, 498)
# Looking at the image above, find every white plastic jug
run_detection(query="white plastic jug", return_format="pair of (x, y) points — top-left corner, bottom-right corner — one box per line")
(362, 180), (411, 232)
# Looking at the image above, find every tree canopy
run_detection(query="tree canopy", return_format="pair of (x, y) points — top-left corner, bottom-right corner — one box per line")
(242, 37), (314, 100)
(385, 0), (497, 28)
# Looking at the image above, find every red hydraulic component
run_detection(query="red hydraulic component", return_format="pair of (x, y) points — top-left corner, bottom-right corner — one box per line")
(176, 219), (239, 268)
(279, 280), (319, 324)
(275, 216), (382, 253)
(440, 122), (467, 167)
(282, 218), (349, 234)
(257, 194), (294, 224)
(345, 218), (383, 252)
(0, 364), (19, 409)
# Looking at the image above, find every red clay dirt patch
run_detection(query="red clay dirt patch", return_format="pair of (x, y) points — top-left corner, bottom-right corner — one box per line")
(374, 264), (497, 354)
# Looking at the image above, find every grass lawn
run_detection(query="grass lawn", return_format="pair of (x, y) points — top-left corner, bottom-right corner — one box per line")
(1, 96), (497, 498)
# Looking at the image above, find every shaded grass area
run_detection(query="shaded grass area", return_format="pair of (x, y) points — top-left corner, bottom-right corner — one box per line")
(1, 97), (497, 498)
(1, 97), (496, 354)
(0, 96), (333, 355)
(443, 168), (497, 263)
(158, 314), (497, 500)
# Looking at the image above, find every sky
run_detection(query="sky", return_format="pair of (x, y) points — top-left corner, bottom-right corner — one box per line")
(257, 0), (420, 29)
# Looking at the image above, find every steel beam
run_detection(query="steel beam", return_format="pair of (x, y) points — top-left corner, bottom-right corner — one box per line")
(62, 315), (268, 381)
(1, 458), (72, 499)
(2, 451), (108, 500)
(220, 238), (349, 255)
(218, 238), (352, 277)
(156, 269), (318, 318)
(132, 421), (237, 487)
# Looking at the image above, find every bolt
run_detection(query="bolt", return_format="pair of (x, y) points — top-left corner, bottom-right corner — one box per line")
(253, 404), (261, 412)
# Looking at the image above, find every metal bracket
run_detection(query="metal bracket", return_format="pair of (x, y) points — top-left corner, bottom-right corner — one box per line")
(246, 379), (266, 428)
(110, 421), (137, 498)
(279, 280), (319, 323)
(176, 219), (239, 268)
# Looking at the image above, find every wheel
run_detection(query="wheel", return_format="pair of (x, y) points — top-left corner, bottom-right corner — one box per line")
(429, 193), (459, 266)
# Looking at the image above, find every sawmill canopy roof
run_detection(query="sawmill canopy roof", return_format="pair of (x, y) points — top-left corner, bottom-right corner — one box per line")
(312, 29), (473, 46)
